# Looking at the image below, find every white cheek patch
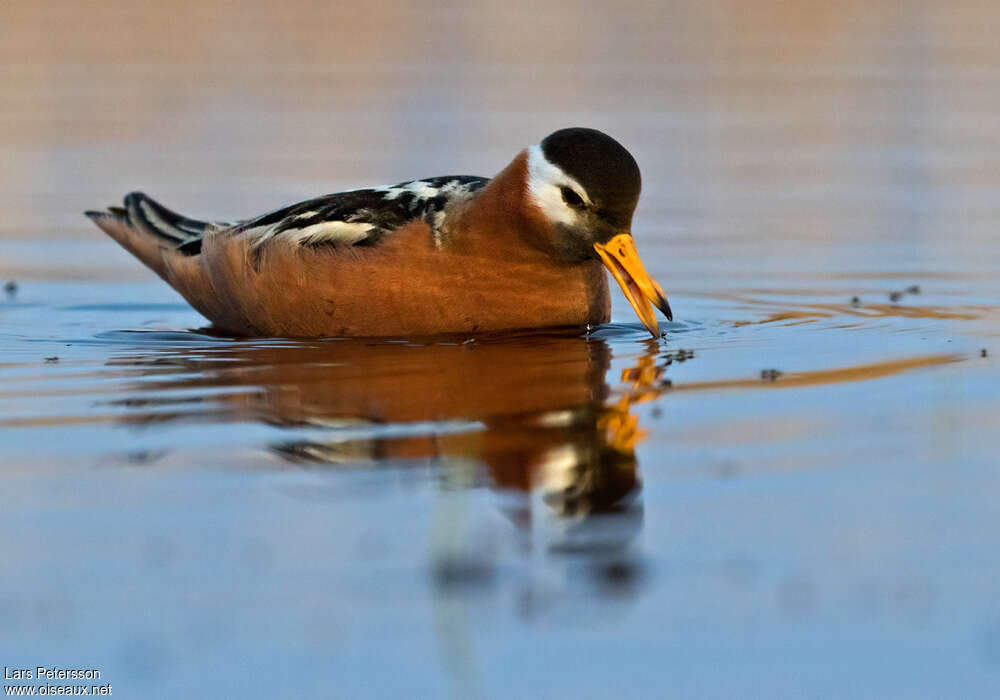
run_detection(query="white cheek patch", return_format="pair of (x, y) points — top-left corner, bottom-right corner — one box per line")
(526, 145), (591, 227)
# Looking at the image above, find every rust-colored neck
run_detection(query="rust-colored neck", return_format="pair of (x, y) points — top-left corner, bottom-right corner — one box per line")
(448, 150), (561, 262)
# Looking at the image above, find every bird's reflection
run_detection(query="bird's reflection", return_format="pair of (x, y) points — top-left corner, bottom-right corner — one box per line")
(109, 331), (672, 523)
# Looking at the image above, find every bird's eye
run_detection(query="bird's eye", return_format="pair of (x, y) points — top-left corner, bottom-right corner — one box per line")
(560, 187), (586, 209)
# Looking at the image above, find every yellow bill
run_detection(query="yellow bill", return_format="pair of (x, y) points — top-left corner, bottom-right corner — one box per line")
(594, 233), (672, 337)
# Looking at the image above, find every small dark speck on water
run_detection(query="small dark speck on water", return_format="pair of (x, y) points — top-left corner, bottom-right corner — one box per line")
(889, 285), (921, 303)
(125, 450), (167, 466)
(851, 296), (861, 307)
(4, 280), (17, 296)
(718, 461), (740, 478)
(761, 368), (782, 381)
(651, 406), (663, 418)
(44, 356), (59, 363)
(983, 349), (989, 358)
(432, 557), (494, 591)
(593, 560), (643, 594)
(662, 348), (694, 364)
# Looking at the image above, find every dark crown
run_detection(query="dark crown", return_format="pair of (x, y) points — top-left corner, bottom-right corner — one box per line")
(540, 128), (642, 228)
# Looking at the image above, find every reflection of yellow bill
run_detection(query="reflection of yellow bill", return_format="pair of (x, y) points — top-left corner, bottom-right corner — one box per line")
(594, 233), (672, 337)
(598, 396), (648, 453)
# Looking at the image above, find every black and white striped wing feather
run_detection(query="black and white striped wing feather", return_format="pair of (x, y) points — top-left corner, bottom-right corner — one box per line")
(231, 176), (489, 250)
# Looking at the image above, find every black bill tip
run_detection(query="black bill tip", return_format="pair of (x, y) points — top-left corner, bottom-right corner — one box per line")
(656, 294), (673, 322)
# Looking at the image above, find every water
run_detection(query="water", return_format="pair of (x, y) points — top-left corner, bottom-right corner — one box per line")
(3, 1), (1000, 697)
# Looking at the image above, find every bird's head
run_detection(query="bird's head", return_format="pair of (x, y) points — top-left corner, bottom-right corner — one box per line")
(526, 127), (672, 336)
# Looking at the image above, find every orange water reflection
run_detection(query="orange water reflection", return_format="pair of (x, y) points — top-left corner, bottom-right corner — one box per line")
(102, 329), (972, 513)
(109, 333), (666, 517)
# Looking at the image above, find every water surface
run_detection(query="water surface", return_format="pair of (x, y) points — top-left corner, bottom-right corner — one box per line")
(3, 1), (1000, 698)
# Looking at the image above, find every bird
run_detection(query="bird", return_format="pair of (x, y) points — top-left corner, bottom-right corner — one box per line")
(86, 127), (672, 338)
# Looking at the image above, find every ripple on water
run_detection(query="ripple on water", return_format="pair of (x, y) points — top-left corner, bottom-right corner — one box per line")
(1, 283), (990, 440)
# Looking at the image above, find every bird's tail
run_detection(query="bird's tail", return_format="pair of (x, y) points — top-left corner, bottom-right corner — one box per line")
(85, 192), (209, 279)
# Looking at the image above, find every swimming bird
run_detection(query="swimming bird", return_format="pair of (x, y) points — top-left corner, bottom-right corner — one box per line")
(86, 127), (672, 338)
